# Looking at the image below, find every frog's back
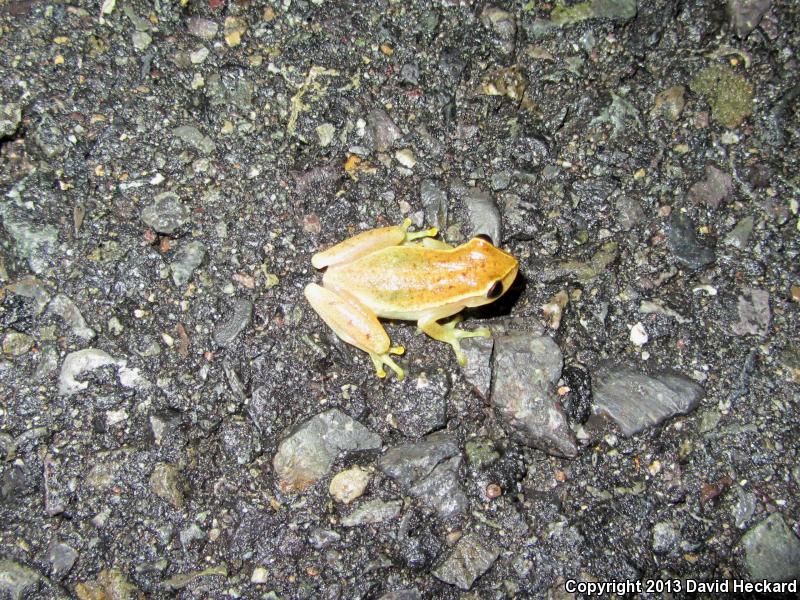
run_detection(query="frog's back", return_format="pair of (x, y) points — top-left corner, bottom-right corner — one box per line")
(323, 245), (479, 319)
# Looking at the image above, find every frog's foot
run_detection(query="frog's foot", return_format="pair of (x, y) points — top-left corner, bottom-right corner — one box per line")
(420, 316), (491, 366)
(369, 345), (405, 381)
(400, 218), (438, 243)
(306, 283), (403, 379)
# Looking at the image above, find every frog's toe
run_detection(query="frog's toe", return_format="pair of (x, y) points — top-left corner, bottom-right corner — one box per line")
(370, 351), (405, 381)
(451, 325), (491, 340)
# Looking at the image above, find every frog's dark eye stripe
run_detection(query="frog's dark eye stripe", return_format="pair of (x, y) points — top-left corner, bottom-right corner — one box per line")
(475, 233), (494, 245)
(487, 280), (503, 299)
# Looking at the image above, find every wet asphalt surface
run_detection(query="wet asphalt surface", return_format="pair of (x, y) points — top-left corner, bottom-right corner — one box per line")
(0, 0), (799, 598)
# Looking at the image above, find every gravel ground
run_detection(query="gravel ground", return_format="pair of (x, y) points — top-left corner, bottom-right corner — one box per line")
(1, 1), (799, 598)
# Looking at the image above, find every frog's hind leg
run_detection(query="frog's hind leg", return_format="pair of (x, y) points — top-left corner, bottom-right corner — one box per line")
(418, 309), (491, 366)
(304, 283), (405, 380)
(312, 219), (437, 269)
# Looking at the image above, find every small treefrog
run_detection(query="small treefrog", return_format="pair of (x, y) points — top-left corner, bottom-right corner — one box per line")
(305, 219), (518, 380)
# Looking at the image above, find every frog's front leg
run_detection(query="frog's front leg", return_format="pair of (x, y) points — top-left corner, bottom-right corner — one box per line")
(417, 309), (491, 366)
(312, 218), (437, 269)
(304, 283), (406, 380)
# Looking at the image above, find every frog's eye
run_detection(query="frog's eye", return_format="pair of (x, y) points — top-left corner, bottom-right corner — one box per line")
(475, 233), (494, 245)
(487, 280), (503, 299)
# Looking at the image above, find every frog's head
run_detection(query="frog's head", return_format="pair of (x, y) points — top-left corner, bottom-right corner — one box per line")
(463, 234), (519, 308)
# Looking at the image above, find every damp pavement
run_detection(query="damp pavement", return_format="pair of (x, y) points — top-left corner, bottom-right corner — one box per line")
(1, 1), (799, 598)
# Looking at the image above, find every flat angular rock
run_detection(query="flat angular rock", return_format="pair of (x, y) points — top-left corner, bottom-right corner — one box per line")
(688, 165), (733, 209)
(408, 456), (467, 518)
(58, 348), (148, 396)
(170, 241), (206, 286)
(274, 409), (381, 493)
(460, 337), (494, 400)
(739, 513), (800, 582)
(365, 109), (402, 152)
(46, 540), (79, 579)
(48, 294), (95, 340)
(432, 533), (499, 591)
(730, 287), (770, 336)
(491, 334), (577, 457)
(378, 432), (468, 517)
(420, 179), (448, 231)
(340, 499), (402, 527)
(591, 367), (704, 436)
(727, 0), (771, 38)
(666, 212), (715, 270)
(213, 298), (253, 347)
(452, 181), (502, 245)
(378, 431), (460, 489)
(173, 124), (215, 155)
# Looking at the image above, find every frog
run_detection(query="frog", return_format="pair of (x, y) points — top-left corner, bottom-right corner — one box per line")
(304, 219), (518, 380)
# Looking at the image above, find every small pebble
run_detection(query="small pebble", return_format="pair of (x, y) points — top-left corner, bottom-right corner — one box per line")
(329, 466), (371, 504)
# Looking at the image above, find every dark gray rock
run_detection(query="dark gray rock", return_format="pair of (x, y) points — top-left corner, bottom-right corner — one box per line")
(408, 456), (467, 518)
(614, 196), (644, 231)
(378, 432), (468, 517)
(46, 540), (78, 578)
(31, 113), (64, 158)
(452, 182), (502, 245)
(739, 513), (800, 581)
(170, 241), (206, 286)
(419, 179), (448, 230)
(591, 367), (704, 436)
(727, 0), (771, 38)
(365, 109), (402, 152)
(385, 371), (449, 437)
(273, 409), (381, 493)
(213, 299), (253, 347)
(491, 334), (577, 457)
(460, 336), (494, 400)
(141, 192), (189, 234)
(730, 288), (770, 336)
(399, 63), (419, 86)
(340, 499), (403, 526)
(666, 212), (716, 269)
(378, 431), (460, 489)
(432, 533), (499, 591)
